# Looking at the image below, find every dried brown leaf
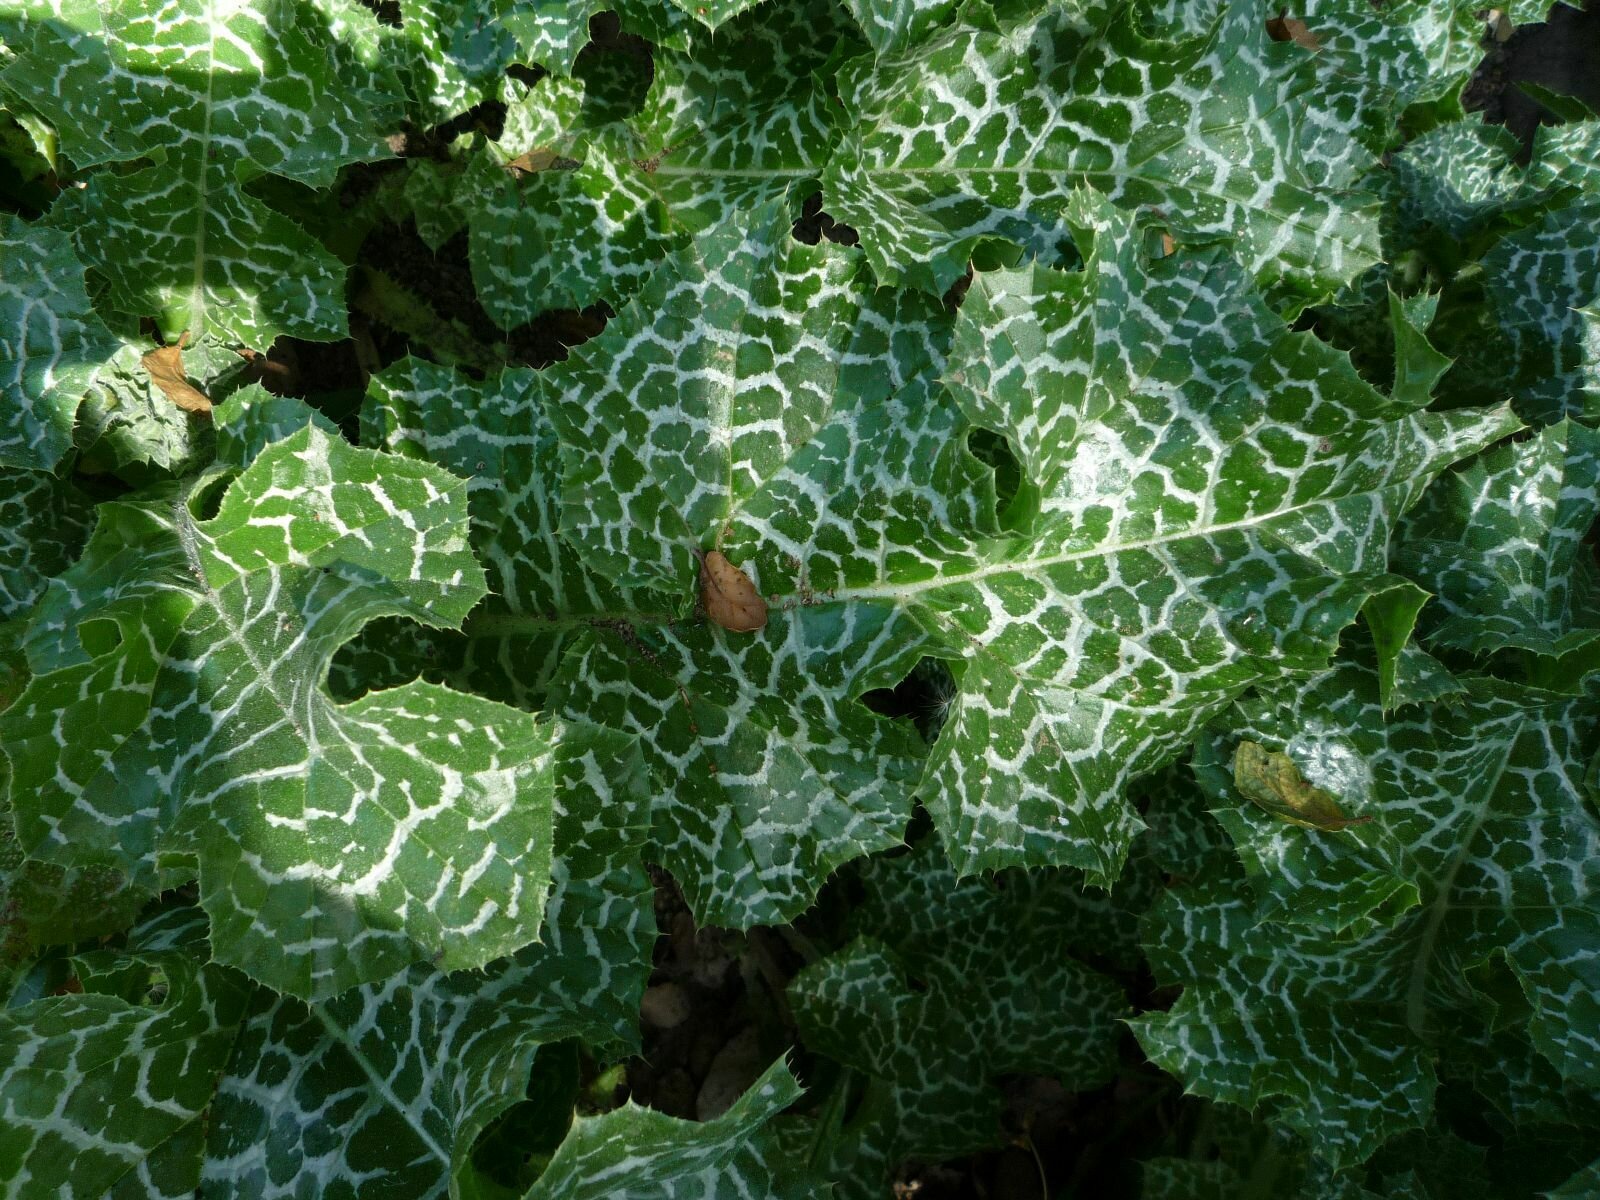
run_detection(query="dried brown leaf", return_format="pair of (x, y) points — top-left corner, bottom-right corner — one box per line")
(141, 332), (212, 414)
(1265, 14), (1321, 50)
(697, 550), (767, 633)
(506, 148), (559, 177)
(1233, 740), (1372, 832)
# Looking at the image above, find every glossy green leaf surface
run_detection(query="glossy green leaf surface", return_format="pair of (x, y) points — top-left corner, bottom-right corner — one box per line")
(1134, 662), (1600, 1168)
(825, 3), (1380, 301)
(4, 0), (1597, 1189)
(1397, 420), (1600, 659)
(0, 426), (582, 999)
(0, 217), (118, 470)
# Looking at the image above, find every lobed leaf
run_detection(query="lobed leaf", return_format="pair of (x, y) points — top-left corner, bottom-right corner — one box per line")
(1396, 420), (1600, 659)
(1135, 661), (1600, 1166)
(0, 216), (118, 470)
(824, 3), (1381, 303)
(0, 426), (583, 999)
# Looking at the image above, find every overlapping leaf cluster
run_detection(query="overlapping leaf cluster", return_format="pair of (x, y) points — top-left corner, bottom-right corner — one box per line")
(2, 0), (1599, 1195)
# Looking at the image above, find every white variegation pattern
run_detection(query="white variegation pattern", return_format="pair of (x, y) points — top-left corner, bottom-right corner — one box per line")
(0, 789), (148, 980)
(0, 426), (581, 999)
(1397, 420), (1600, 658)
(0, 945), (250, 1199)
(1146, 0), (1549, 104)
(378, 0), (515, 124)
(1135, 664), (1600, 1166)
(736, 194), (1510, 884)
(622, 0), (845, 234)
(824, 3), (1380, 303)
(547, 611), (926, 929)
(1476, 201), (1600, 426)
(843, 0), (961, 55)
(345, 357), (653, 707)
(204, 730), (655, 1199)
(542, 193), (1512, 890)
(464, 75), (676, 325)
(525, 1058), (820, 1199)
(360, 331), (939, 930)
(0, 0), (402, 346)
(789, 835), (1130, 1197)
(500, 0), (697, 74)
(0, 217), (118, 470)
(0, 465), (91, 619)
(542, 199), (895, 590)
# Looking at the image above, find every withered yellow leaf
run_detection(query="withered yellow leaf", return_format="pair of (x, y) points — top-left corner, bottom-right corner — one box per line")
(141, 332), (212, 414)
(1233, 741), (1372, 832)
(697, 549), (767, 633)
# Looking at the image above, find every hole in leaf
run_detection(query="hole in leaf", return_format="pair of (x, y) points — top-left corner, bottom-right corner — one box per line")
(354, 0), (401, 27)
(141, 967), (170, 1007)
(967, 427), (1025, 518)
(860, 656), (957, 743)
(574, 14), (653, 125)
(792, 192), (859, 246)
(77, 618), (123, 657)
(942, 266), (974, 311)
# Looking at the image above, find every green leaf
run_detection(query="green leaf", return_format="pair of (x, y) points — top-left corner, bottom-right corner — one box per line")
(0, 216), (119, 470)
(524, 1058), (816, 1199)
(1359, 582), (1462, 712)
(1135, 662), (1600, 1167)
(213, 384), (339, 470)
(1396, 420), (1600, 659)
(1436, 201), (1600, 426)
(664, 0), (765, 29)
(207, 976), (549, 1199)
(790, 834), (1128, 1195)
(824, 3), (1381, 302)
(547, 615), (926, 929)
(0, 942), (250, 1198)
(360, 346), (928, 931)
(0, 0), (401, 346)
(1387, 291), (1456, 410)
(0, 466), (91, 621)
(624, 0), (847, 234)
(1550, 1157), (1600, 1199)
(0, 425), (587, 999)
(498, 0), (608, 77)
(0, 696), (148, 970)
(377, 0), (517, 124)
(842, 0), (961, 56)
(352, 356), (647, 707)
(201, 720), (653, 1196)
(542, 197), (892, 591)
(1146, 0), (1534, 107)
(498, 0), (695, 77)
(873, 194), (1514, 882)
(70, 341), (217, 477)
(463, 74), (675, 325)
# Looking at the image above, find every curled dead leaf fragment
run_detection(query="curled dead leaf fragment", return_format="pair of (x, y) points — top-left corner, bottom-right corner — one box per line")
(1233, 740), (1372, 832)
(1486, 9), (1514, 42)
(1265, 13), (1321, 50)
(697, 549), (767, 633)
(142, 332), (212, 414)
(506, 148), (559, 177)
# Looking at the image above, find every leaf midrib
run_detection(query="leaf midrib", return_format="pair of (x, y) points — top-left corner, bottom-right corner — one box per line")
(1403, 722), (1521, 1037)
